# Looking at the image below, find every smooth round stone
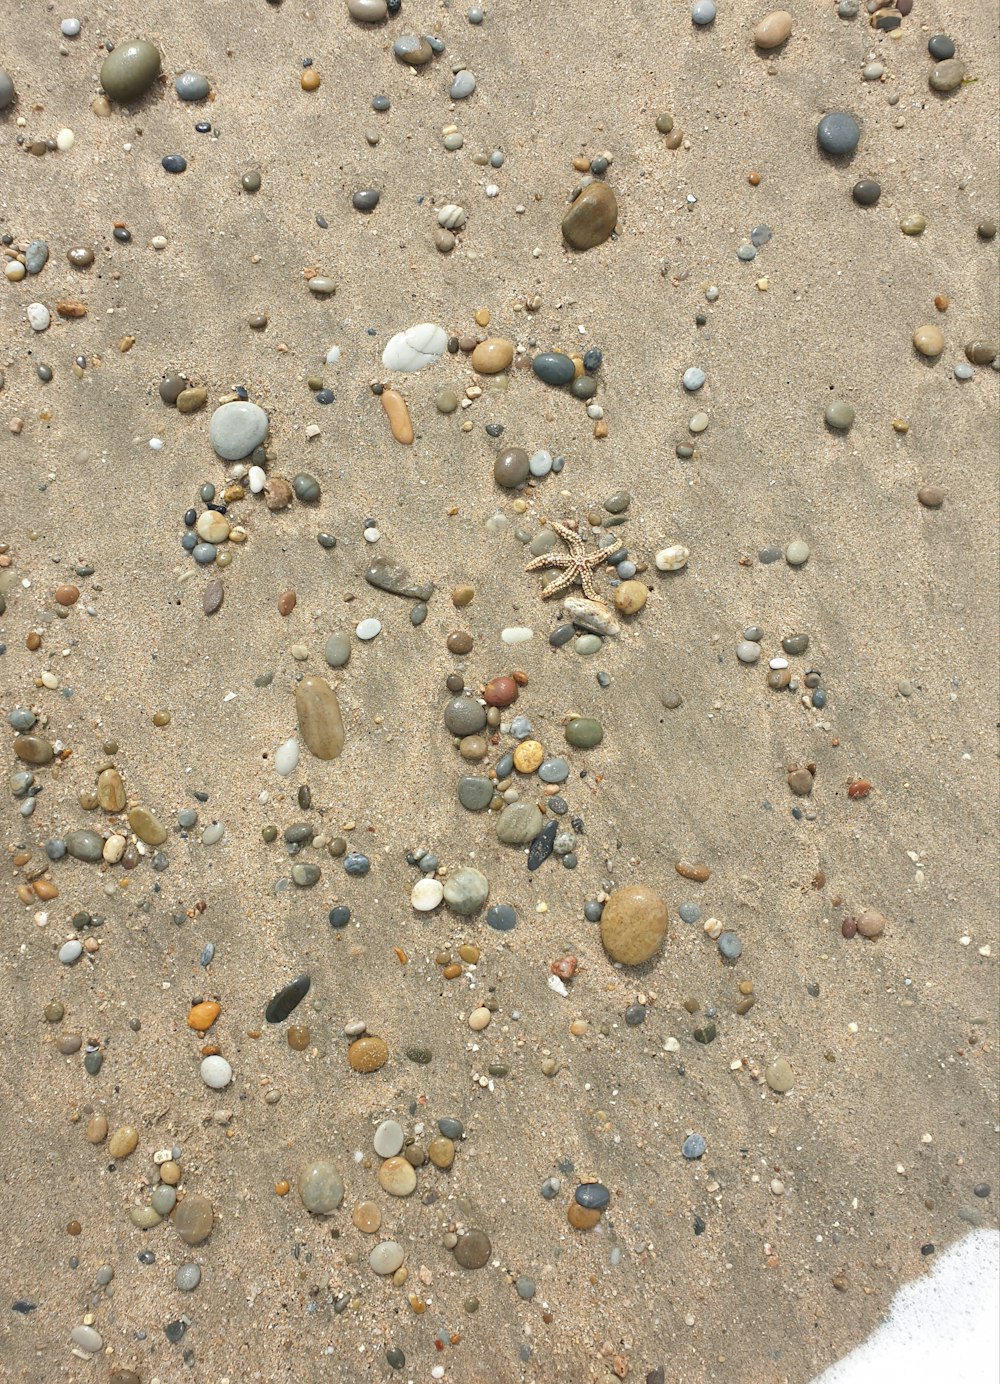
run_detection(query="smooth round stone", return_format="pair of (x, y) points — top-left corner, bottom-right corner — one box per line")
(817, 111), (860, 155)
(765, 1058), (794, 1093)
(59, 940), (84, 965)
(679, 901), (701, 924)
(128, 805), (167, 845)
(538, 757), (569, 784)
(753, 9), (792, 47)
(443, 867), (489, 915)
(565, 717), (603, 749)
(175, 71), (210, 101)
(356, 618), (381, 641)
(348, 1035), (389, 1072)
(562, 182), (618, 250)
(928, 34), (955, 60)
(292, 472), (320, 502)
(175, 1193), (214, 1244)
(691, 0), (716, 23)
(379, 1156), (417, 1197)
(8, 708), (37, 731)
(600, 884), (668, 965)
(108, 1124), (139, 1159)
(66, 829), (105, 862)
(444, 696), (487, 735)
(324, 633), (351, 668)
(100, 40), (162, 102)
(299, 1161), (344, 1214)
(900, 213), (927, 236)
(196, 511), (229, 543)
(527, 450), (553, 480)
(825, 400), (855, 430)
(718, 931), (743, 960)
(575, 634), (603, 656)
(27, 303), (50, 332)
(458, 776), (493, 811)
(494, 447), (530, 488)
(71, 1325), (104, 1353)
(352, 188), (380, 212)
(497, 802), (545, 845)
(348, 0), (388, 18)
(689, 411), (710, 433)
(13, 734), (54, 765)
(151, 1183), (177, 1216)
(393, 34), (434, 64)
(856, 908), (886, 939)
(437, 1119), (464, 1142)
(274, 738), (300, 776)
(412, 877), (444, 910)
(785, 540), (810, 566)
(486, 903), (517, 931)
(736, 640), (761, 664)
(575, 1182), (610, 1209)
(913, 324), (945, 358)
(200, 1055), (232, 1089)
(929, 58), (965, 93)
(682, 366), (705, 391)
(192, 542), (216, 565)
(450, 70), (476, 99)
(344, 853), (370, 876)
(210, 401), (269, 460)
(966, 341), (998, 365)
(852, 179), (881, 206)
(532, 352), (576, 386)
(374, 1120), (405, 1158)
(682, 1134), (706, 1160)
(176, 1263), (202, 1291)
(0, 70), (15, 109)
(455, 1229), (491, 1269)
(470, 339), (514, 374)
(295, 676), (345, 760)
(370, 1241), (405, 1274)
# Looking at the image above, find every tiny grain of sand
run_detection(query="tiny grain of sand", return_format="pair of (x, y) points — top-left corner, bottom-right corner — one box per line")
(1, 2), (998, 1382)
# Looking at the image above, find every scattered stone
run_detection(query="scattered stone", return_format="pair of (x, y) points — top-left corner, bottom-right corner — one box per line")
(209, 401), (269, 459)
(562, 183), (618, 250)
(600, 884), (668, 965)
(175, 1194), (214, 1244)
(266, 974), (311, 1023)
(817, 111), (861, 155)
(765, 1058), (795, 1093)
(101, 40), (161, 103)
(299, 1161), (344, 1214)
(295, 677), (345, 760)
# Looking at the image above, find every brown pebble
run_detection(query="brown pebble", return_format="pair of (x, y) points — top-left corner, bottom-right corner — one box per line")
(934, 295), (950, 312)
(428, 1136), (455, 1169)
(381, 388), (414, 444)
(277, 590), (297, 616)
(265, 476), (293, 510)
(54, 584), (80, 606)
(55, 299), (87, 318)
(67, 247), (95, 267)
(348, 1035), (389, 1072)
(787, 767), (814, 796)
(856, 908), (886, 939)
(613, 580), (648, 615)
(842, 919), (858, 939)
(451, 584), (475, 608)
(483, 676), (518, 708)
(86, 1114), (108, 1144)
(447, 631), (474, 655)
(301, 68), (321, 90)
(675, 860), (709, 882)
(287, 1025), (310, 1050)
(568, 1203), (602, 1230)
(108, 1125), (139, 1159)
(203, 579), (224, 615)
(917, 485), (945, 509)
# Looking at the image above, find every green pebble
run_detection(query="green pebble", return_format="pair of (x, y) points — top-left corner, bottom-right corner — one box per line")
(261, 825), (278, 843)
(242, 170), (262, 193)
(693, 1022), (717, 1045)
(825, 400), (855, 430)
(565, 716), (604, 749)
(781, 633), (809, 656)
(571, 375), (598, 399)
(292, 472), (320, 503)
(405, 1046), (433, 1064)
(100, 40), (162, 103)
(900, 213), (927, 236)
(436, 389), (460, 414)
(655, 113), (674, 133)
(574, 634), (603, 656)
(291, 862), (321, 887)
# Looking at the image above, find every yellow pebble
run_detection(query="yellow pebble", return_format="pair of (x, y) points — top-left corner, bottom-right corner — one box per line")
(474, 307), (490, 327)
(513, 740), (544, 773)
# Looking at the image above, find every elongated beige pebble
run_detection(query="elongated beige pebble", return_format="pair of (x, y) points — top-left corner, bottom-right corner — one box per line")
(752, 10), (792, 48)
(381, 389), (414, 444)
(295, 676), (345, 760)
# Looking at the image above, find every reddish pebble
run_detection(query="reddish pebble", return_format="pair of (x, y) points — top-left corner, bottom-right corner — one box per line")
(484, 676), (518, 708)
(277, 590), (297, 616)
(54, 584), (80, 606)
(842, 919), (857, 939)
(847, 779), (872, 799)
(550, 955), (577, 980)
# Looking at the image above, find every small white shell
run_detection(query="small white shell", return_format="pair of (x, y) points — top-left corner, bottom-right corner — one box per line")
(381, 322), (448, 372)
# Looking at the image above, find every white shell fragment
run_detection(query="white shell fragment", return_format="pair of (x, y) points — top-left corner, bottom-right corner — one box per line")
(381, 322), (448, 372)
(655, 544), (690, 572)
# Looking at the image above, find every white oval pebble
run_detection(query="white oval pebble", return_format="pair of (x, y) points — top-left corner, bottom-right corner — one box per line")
(356, 618), (382, 641)
(411, 878), (444, 911)
(437, 203), (467, 230)
(5, 261), (26, 281)
(768, 657), (789, 670)
(373, 1120), (405, 1158)
(363, 527), (381, 543)
(149, 437), (164, 451)
(369, 1241), (405, 1275)
(501, 626), (533, 645)
(151, 235), (168, 250)
(27, 303), (51, 332)
(274, 738), (300, 776)
(736, 640), (762, 664)
(485, 183), (499, 198)
(682, 366), (705, 391)
(202, 821), (225, 846)
(655, 544), (689, 572)
(59, 940), (83, 965)
(56, 127), (75, 151)
(381, 322), (447, 372)
(200, 1055), (233, 1089)
(248, 465), (266, 494)
(60, 17), (81, 36)
(528, 449), (552, 477)
(688, 411), (709, 433)
(70, 1325), (103, 1353)
(325, 345), (342, 366)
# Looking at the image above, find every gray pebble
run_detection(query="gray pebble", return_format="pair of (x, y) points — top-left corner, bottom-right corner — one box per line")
(324, 633), (351, 668)
(691, 0), (716, 23)
(59, 940), (83, 965)
(25, 240), (49, 275)
(176, 1263), (202, 1291)
(449, 70), (477, 99)
(538, 757), (569, 784)
(718, 931), (742, 960)
(175, 71), (210, 101)
(516, 1276), (536, 1300)
(682, 1133), (706, 1159)
(680, 901), (701, 923)
(584, 900), (603, 922)
(458, 776), (494, 811)
(817, 111), (861, 155)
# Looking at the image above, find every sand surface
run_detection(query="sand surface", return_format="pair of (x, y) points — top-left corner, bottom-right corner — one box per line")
(1, 1), (998, 1381)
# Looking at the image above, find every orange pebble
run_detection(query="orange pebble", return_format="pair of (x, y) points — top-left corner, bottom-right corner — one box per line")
(301, 68), (320, 90)
(187, 1001), (221, 1032)
(275, 1180), (290, 1196)
(748, 170), (761, 185)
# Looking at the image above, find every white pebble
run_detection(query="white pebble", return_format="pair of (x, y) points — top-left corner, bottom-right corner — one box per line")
(768, 657), (789, 669)
(27, 303), (51, 332)
(56, 127), (75, 150)
(60, 17), (81, 36)
(501, 626), (533, 645)
(274, 737), (300, 776)
(5, 261), (26, 282)
(485, 183), (499, 197)
(200, 1055), (233, 1090)
(325, 345), (342, 366)
(151, 234), (168, 250)
(411, 878), (444, 911)
(547, 974), (569, 997)
(382, 322), (447, 372)
(149, 437), (164, 451)
(248, 465), (266, 494)
(682, 366), (706, 391)
(356, 618), (382, 641)
(655, 544), (689, 571)
(363, 527), (381, 543)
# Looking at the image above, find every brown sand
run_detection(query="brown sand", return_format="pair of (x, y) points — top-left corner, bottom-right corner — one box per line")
(1, 1), (998, 1381)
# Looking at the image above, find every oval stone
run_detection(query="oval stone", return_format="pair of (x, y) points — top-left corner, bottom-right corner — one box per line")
(209, 401), (269, 460)
(97, 767), (126, 811)
(443, 866), (489, 915)
(444, 696), (486, 736)
(562, 183), (618, 250)
(175, 1193), (214, 1244)
(370, 1241), (405, 1274)
(496, 802), (545, 845)
(298, 1161), (344, 1214)
(265, 973), (311, 1024)
(348, 0), (388, 18)
(128, 806), (167, 845)
(108, 1125), (139, 1159)
(13, 734), (54, 765)
(100, 40), (161, 103)
(324, 633), (351, 668)
(295, 677), (345, 760)
(565, 717), (604, 749)
(752, 9), (792, 47)
(532, 352), (576, 387)
(454, 1229), (492, 1269)
(816, 111), (860, 155)
(600, 884), (668, 965)
(348, 1036), (389, 1072)
(378, 1156), (417, 1197)
(929, 58), (966, 92)
(65, 829), (105, 862)
(494, 446), (530, 488)
(470, 338), (514, 374)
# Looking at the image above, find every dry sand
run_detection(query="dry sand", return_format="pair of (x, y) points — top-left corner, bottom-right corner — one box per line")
(1, 1), (998, 1381)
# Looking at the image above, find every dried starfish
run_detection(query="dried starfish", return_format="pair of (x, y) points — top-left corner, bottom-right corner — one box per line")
(523, 521), (607, 599)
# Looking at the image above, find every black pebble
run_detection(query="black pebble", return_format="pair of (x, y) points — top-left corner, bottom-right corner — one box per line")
(852, 179), (881, 206)
(527, 820), (557, 871)
(928, 33), (955, 59)
(265, 972), (311, 1023)
(162, 154), (187, 174)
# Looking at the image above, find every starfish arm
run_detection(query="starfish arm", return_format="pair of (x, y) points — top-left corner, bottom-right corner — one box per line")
(539, 570), (576, 598)
(524, 552), (572, 574)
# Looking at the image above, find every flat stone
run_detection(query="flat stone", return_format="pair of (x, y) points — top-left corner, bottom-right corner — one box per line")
(378, 1156), (417, 1196)
(348, 0), (388, 18)
(299, 1161), (344, 1214)
(393, 33), (434, 64)
(266, 973), (311, 1024)
(175, 1193), (214, 1244)
(563, 596), (620, 636)
(382, 322), (447, 371)
(470, 338), (514, 373)
(929, 57), (966, 92)
(274, 738), (300, 776)
(209, 401), (269, 460)
(458, 776), (494, 811)
(65, 829), (104, 862)
(295, 677), (345, 760)
(444, 696), (487, 736)
(374, 1120), (405, 1157)
(71, 1325), (104, 1353)
(765, 1058), (794, 1093)
(443, 867), (489, 915)
(370, 1241), (405, 1274)
(365, 557), (434, 601)
(454, 1229), (492, 1269)
(100, 40), (161, 102)
(565, 717), (604, 749)
(600, 884), (668, 965)
(532, 352), (576, 386)
(348, 1035), (389, 1072)
(13, 734), (54, 765)
(128, 806), (167, 845)
(538, 757), (569, 784)
(496, 802), (545, 845)
(175, 71), (210, 101)
(562, 182), (618, 250)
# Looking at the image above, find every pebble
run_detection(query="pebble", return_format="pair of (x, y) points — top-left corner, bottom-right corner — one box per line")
(209, 401), (269, 460)
(108, 1125), (139, 1159)
(352, 188), (380, 212)
(176, 71), (210, 101)
(373, 1120), (405, 1157)
(785, 540), (810, 566)
(825, 400), (855, 430)
(691, 0), (716, 24)
(176, 1263), (201, 1291)
(486, 903), (517, 931)
(856, 908), (886, 939)
(200, 1055), (232, 1089)
(565, 717), (603, 749)
(265, 974), (311, 1024)
(817, 111), (860, 155)
(929, 58), (966, 93)
(765, 1058), (794, 1092)
(900, 214), (927, 236)
(370, 1241), (405, 1274)
(299, 1161), (344, 1214)
(412, 877), (445, 910)
(66, 829), (105, 862)
(682, 366), (705, 391)
(59, 940), (84, 965)
(471, 338), (514, 373)
(532, 352), (576, 387)
(71, 1325), (104, 1353)
(348, 0), (388, 18)
(562, 183), (618, 250)
(576, 1182), (610, 1209)
(655, 545), (689, 571)
(682, 1134), (706, 1160)
(383, 323), (447, 371)
(100, 40), (162, 103)
(393, 34), (434, 64)
(450, 70), (477, 99)
(295, 676), (345, 759)
(275, 738), (300, 776)
(600, 884), (668, 965)
(928, 33), (956, 60)
(27, 303), (51, 332)
(443, 867), (490, 915)
(381, 390), (414, 444)
(458, 776), (494, 811)
(753, 10), (792, 47)
(718, 931), (743, 960)
(917, 485), (945, 509)
(379, 1156), (417, 1196)
(175, 1193), (214, 1244)
(454, 1229), (492, 1269)
(348, 1035), (389, 1072)
(497, 802), (545, 844)
(913, 325), (945, 358)
(0, 70), (15, 109)
(852, 179), (881, 206)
